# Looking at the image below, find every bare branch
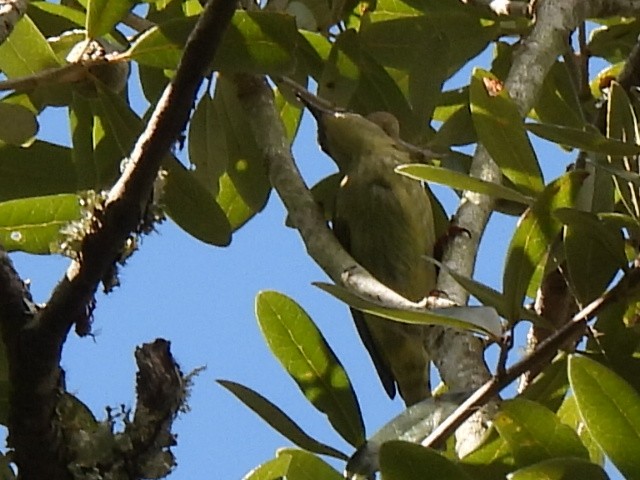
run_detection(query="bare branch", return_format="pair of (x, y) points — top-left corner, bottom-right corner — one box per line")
(124, 339), (187, 478)
(423, 266), (640, 448)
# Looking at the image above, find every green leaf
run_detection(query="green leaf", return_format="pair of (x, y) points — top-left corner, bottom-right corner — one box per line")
(366, 0), (498, 80)
(420, 0), (499, 75)
(0, 102), (38, 146)
(242, 455), (291, 480)
(188, 92), (226, 198)
(557, 209), (627, 305)
(428, 258), (550, 329)
(433, 87), (468, 122)
(533, 60), (585, 129)
(346, 392), (468, 479)
(274, 82), (304, 142)
(470, 68), (544, 196)
(605, 81), (640, 217)
(526, 123), (640, 156)
(128, 11), (302, 75)
(586, 300), (640, 393)
(569, 355), (640, 479)
(359, 7), (449, 124)
(86, 0), (134, 38)
(0, 15), (61, 78)
(217, 380), (348, 460)
(69, 95), (98, 189)
(493, 398), (589, 467)
(589, 20), (640, 63)
(557, 395), (604, 465)
(460, 428), (514, 479)
(315, 282), (502, 339)
(163, 160), (232, 246)
(28, 2), (86, 37)
(503, 171), (587, 320)
(138, 64), (171, 105)
(255, 291), (365, 447)
(277, 449), (343, 480)
(208, 77), (271, 231)
(0, 141), (77, 202)
(283, 0), (332, 32)
(432, 104), (477, 148)
(318, 29), (420, 140)
(298, 30), (332, 78)
(90, 93), (145, 186)
(0, 194), (81, 254)
(396, 164), (532, 205)
(379, 441), (472, 480)
(509, 457), (609, 480)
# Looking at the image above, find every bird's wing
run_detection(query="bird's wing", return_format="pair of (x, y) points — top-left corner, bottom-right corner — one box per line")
(333, 213), (397, 399)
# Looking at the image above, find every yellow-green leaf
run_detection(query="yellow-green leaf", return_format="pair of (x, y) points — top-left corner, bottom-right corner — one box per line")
(277, 449), (343, 480)
(509, 457), (608, 480)
(315, 282), (502, 339)
(470, 68), (544, 196)
(503, 171), (587, 320)
(396, 164), (532, 205)
(217, 379), (348, 460)
(242, 455), (291, 480)
(128, 11), (302, 75)
(569, 355), (640, 479)
(255, 291), (365, 447)
(527, 122), (640, 156)
(0, 194), (81, 254)
(86, 0), (134, 38)
(0, 102), (38, 146)
(379, 441), (472, 480)
(493, 399), (589, 467)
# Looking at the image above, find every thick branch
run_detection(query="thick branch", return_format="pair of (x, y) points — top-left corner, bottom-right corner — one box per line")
(522, 0), (640, 391)
(430, 0), (601, 455)
(124, 339), (186, 478)
(2, 0), (237, 477)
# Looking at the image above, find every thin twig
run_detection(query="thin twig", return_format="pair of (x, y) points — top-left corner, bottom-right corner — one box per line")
(423, 267), (640, 448)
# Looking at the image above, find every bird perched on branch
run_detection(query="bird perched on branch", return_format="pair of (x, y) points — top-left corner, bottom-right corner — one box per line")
(305, 103), (438, 406)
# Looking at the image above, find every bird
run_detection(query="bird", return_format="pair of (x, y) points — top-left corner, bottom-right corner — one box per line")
(307, 105), (437, 406)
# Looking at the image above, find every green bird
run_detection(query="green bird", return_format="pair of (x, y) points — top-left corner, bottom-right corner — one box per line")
(308, 106), (437, 406)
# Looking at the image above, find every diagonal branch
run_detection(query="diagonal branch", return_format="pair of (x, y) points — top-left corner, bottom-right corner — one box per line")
(234, 74), (430, 319)
(429, 0), (620, 455)
(1, 0), (237, 477)
(423, 266), (640, 448)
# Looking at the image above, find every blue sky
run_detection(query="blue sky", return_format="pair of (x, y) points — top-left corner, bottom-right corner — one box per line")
(5, 53), (613, 479)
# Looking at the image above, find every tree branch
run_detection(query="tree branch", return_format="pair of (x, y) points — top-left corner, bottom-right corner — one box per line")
(2, 0), (237, 477)
(429, 0), (605, 455)
(0, 0), (27, 45)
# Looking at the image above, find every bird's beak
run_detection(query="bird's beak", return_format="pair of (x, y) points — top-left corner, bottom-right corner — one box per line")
(296, 93), (333, 122)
